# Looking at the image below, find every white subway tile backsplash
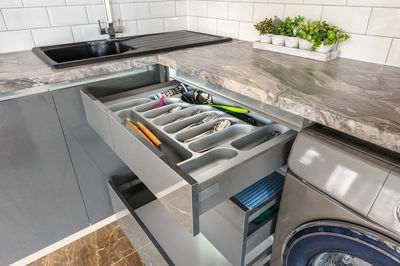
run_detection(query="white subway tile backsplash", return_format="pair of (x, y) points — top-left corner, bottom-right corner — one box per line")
(304, 0), (346, 5)
(228, 2), (253, 22)
(189, 1), (206, 16)
(117, 20), (137, 37)
(0, 30), (34, 53)
(322, 6), (371, 34)
(111, 4), (122, 21)
(269, 0), (302, 4)
(198, 17), (216, 34)
(72, 23), (104, 41)
(386, 39), (400, 67)
(86, 5), (106, 24)
(348, 0), (400, 7)
(0, 13), (6, 31)
(0, 0), (22, 8)
(367, 8), (400, 38)
(188, 16), (198, 30)
(120, 3), (150, 20)
(239, 21), (258, 41)
(339, 34), (392, 64)
(253, 3), (284, 22)
(150, 1), (175, 18)
(284, 4), (322, 20)
(66, 0), (102, 4)
(2, 8), (49, 30)
(32, 26), (74, 46)
(164, 16), (187, 31)
(207, 1), (228, 19)
(176, 1), (188, 16)
(137, 18), (164, 34)
(217, 19), (239, 38)
(48, 6), (88, 26)
(23, 0), (64, 6)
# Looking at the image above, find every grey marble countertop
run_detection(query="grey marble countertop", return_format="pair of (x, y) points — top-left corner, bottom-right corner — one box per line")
(0, 41), (399, 153)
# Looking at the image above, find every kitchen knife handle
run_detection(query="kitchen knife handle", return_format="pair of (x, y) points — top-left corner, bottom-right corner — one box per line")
(125, 120), (155, 147)
(137, 122), (162, 147)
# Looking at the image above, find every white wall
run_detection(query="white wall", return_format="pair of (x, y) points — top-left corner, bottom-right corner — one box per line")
(0, 0), (188, 53)
(188, 0), (400, 67)
(1, 0), (399, 67)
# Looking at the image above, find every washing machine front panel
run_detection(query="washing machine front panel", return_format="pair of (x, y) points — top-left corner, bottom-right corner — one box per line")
(283, 221), (400, 266)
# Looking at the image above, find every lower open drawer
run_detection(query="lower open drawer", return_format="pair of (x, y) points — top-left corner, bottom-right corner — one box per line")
(81, 65), (297, 236)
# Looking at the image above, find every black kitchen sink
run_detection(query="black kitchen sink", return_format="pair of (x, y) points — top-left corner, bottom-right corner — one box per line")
(43, 41), (134, 63)
(32, 30), (232, 69)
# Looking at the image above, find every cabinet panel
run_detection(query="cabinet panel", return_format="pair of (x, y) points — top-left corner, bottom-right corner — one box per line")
(0, 93), (88, 265)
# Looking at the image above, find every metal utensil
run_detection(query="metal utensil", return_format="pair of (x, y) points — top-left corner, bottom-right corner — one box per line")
(177, 113), (219, 133)
(184, 120), (231, 143)
(155, 106), (183, 118)
(173, 109), (202, 123)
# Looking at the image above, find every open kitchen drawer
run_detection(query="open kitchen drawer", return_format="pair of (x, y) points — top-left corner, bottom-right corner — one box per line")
(81, 64), (297, 236)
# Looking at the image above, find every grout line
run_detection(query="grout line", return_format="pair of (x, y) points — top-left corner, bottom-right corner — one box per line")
(29, 28), (37, 47)
(364, 7), (373, 34)
(384, 38), (394, 64)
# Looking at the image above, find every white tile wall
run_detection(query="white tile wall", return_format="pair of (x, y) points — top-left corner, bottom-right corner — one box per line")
(284, 4), (322, 20)
(165, 16), (187, 31)
(0, 0), (398, 68)
(207, 1), (228, 19)
(198, 17), (217, 34)
(347, 0), (400, 7)
(253, 4), (284, 22)
(367, 8), (400, 38)
(120, 3), (150, 20)
(176, 1), (188, 16)
(2, 8), (50, 30)
(71, 23), (103, 41)
(47, 6), (88, 26)
(386, 39), (400, 67)
(86, 5), (106, 24)
(137, 18), (164, 34)
(0, 0), (22, 8)
(0, 30), (34, 52)
(189, 0), (400, 66)
(217, 19), (239, 38)
(23, 0), (65, 7)
(321, 6), (371, 34)
(228, 2), (253, 22)
(32, 26), (74, 46)
(150, 1), (176, 18)
(338, 34), (392, 64)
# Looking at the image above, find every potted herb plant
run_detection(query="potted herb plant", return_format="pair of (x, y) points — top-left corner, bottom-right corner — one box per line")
(295, 20), (349, 52)
(272, 16), (285, 46)
(283, 16), (304, 48)
(254, 18), (275, 43)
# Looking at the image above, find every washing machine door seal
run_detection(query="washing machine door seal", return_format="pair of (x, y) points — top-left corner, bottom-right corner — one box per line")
(282, 220), (400, 266)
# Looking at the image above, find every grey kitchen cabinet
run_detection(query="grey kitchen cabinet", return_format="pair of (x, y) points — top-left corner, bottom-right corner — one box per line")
(0, 92), (89, 265)
(51, 84), (131, 224)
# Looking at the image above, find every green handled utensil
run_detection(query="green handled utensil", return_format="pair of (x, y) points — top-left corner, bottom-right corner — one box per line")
(206, 104), (249, 114)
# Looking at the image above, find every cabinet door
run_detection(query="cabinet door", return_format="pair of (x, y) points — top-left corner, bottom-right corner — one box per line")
(0, 93), (88, 265)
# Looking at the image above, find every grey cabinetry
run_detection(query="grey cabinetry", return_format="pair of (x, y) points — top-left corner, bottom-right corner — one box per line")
(0, 92), (89, 265)
(52, 83), (131, 224)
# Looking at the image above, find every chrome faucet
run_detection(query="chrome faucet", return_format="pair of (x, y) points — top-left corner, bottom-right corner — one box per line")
(98, 19), (123, 40)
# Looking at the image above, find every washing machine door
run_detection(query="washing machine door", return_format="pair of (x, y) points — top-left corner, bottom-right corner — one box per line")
(283, 220), (400, 266)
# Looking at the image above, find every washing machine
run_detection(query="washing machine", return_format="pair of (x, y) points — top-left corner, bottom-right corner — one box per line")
(271, 125), (400, 266)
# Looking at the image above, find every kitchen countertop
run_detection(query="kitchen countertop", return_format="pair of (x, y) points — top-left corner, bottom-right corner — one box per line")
(0, 41), (399, 153)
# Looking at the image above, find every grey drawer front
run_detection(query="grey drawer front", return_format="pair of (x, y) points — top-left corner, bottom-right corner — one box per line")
(81, 75), (295, 237)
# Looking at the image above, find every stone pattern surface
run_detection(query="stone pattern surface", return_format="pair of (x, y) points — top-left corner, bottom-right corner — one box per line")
(28, 221), (145, 266)
(0, 41), (399, 153)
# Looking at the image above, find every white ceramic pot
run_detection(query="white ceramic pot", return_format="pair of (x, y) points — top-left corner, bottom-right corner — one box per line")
(260, 34), (272, 44)
(284, 36), (299, 48)
(316, 44), (333, 53)
(272, 35), (284, 46)
(299, 39), (312, 51)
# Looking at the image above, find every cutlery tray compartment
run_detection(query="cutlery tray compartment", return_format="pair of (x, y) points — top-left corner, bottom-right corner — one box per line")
(81, 66), (296, 236)
(200, 171), (285, 266)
